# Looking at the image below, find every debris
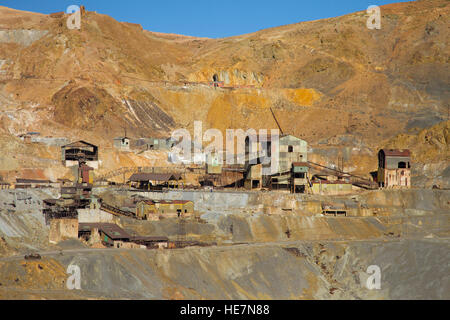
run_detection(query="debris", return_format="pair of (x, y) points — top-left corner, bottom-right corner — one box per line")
(24, 253), (41, 260)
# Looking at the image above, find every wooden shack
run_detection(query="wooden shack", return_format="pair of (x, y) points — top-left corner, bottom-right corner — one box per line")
(136, 199), (194, 220)
(61, 141), (99, 168)
(129, 173), (183, 190)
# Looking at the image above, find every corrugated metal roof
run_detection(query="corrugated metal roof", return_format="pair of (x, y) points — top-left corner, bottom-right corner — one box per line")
(292, 162), (309, 167)
(381, 149), (411, 157)
(78, 223), (130, 240)
(16, 178), (52, 184)
(129, 173), (182, 182)
(312, 180), (351, 185)
(130, 236), (169, 242)
(62, 140), (97, 149)
(139, 199), (192, 205)
(140, 200), (156, 205)
(171, 200), (192, 204)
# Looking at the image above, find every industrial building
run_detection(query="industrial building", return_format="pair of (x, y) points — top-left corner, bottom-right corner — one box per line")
(15, 178), (54, 189)
(61, 140), (99, 169)
(377, 149), (411, 188)
(291, 162), (310, 193)
(244, 133), (308, 190)
(113, 136), (130, 151)
(78, 223), (168, 249)
(244, 164), (262, 190)
(136, 199), (194, 220)
(134, 137), (175, 151)
(129, 172), (184, 190)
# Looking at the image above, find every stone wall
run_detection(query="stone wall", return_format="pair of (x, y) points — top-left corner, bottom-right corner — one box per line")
(49, 218), (78, 244)
(78, 209), (114, 223)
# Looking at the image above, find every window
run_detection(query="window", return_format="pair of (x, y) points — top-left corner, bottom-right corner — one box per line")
(398, 161), (407, 169)
(288, 146), (293, 153)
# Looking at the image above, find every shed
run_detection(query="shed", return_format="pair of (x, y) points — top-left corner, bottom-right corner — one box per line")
(129, 172), (183, 190)
(78, 223), (131, 245)
(61, 140), (99, 168)
(113, 137), (130, 151)
(136, 199), (194, 220)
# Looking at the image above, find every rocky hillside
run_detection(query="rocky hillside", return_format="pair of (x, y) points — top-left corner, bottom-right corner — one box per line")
(0, 0), (448, 179)
(0, 188), (448, 299)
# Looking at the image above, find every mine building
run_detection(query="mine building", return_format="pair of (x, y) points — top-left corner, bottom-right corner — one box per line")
(76, 162), (94, 193)
(310, 179), (353, 195)
(61, 140), (99, 169)
(377, 149), (411, 188)
(321, 203), (347, 216)
(134, 137), (175, 151)
(0, 181), (10, 189)
(200, 152), (224, 187)
(18, 132), (40, 143)
(15, 178), (54, 189)
(277, 134), (308, 172)
(57, 178), (72, 186)
(129, 172), (183, 191)
(0, 176), (10, 189)
(136, 199), (194, 220)
(129, 236), (169, 249)
(113, 136), (130, 151)
(244, 133), (308, 189)
(291, 162), (310, 193)
(78, 223), (168, 249)
(244, 163), (262, 190)
(43, 199), (79, 224)
(78, 223), (131, 247)
(206, 152), (222, 174)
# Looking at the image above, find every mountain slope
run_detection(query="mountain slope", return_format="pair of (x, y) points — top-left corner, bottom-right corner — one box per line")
(0, 0), (448, 179)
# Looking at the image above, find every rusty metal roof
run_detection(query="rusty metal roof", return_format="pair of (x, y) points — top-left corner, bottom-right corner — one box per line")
(292, 162), (309, 167)
(139, 199), (192, 205)
(140, 200), (156, 205)
(130, 236), (169, 242)
(16, 178), (52, 184)
(78, 223), (130, 240)
(129, 173), (182, 182)
(381, 149), (411, 157)
(171, 200), (192, 204)
(62, 140), (98, 149)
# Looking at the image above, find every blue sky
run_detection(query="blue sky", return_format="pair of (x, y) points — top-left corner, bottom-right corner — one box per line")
(2, 0), (408, 38)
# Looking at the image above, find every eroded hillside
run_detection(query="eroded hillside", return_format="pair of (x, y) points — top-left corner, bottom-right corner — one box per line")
(0, 1), (448, 182)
